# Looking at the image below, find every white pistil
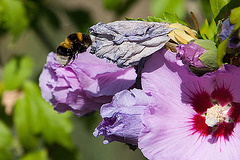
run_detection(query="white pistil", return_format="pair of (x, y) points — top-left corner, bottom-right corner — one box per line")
(205, 103), (232, 127)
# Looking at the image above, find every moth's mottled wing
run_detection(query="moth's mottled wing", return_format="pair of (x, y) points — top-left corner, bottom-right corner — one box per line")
(89, 21), (173, 68)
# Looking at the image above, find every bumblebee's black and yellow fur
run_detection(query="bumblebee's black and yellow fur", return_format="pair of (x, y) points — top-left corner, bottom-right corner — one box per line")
(56, 33), (92, 66)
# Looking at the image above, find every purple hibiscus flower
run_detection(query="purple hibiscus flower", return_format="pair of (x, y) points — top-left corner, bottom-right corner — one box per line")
(93, 89), (150, 145)
(39, 48), (137, 116)
(138, 49), (240, 160)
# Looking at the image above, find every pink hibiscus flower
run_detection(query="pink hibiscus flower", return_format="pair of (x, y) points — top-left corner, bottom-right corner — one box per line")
(139, 49), (240, 160)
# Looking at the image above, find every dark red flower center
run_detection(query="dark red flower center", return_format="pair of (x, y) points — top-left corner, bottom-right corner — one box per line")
(189, 87), (240, 140)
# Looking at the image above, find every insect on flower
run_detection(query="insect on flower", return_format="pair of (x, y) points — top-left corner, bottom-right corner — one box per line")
(56, 32), (92, 66)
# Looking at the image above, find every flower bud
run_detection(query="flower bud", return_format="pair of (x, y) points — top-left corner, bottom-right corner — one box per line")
(176, 39), (218, 75)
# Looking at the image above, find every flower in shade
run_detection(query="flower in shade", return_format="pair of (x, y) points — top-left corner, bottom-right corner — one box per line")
(219, 18), (240, 48)
(219, 18), (235, 41)
(39, 49), (137, 116)
(93, 89), (150, 145)
(138, 49), (240, 160)
(228, 29), (240, 48)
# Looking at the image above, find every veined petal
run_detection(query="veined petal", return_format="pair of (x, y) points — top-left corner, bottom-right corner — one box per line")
(142, 49), (213, 108)
(139, 47), (240, 159)
(94, 89), (150, 145)
(210, 65), (240, 103)
(139, 99), (240, 160)
(141, 49), (184, 104)
(139, 101), (196, 160)
(39, 48), (136, 117)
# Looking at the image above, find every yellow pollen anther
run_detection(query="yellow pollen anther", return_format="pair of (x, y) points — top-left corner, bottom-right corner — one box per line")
(205, 103), (231, 127)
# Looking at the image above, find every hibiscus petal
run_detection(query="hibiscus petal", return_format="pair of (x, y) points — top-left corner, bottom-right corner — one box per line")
(210, 65), (240, 103)
(139, 101), (197, 160)
(142, 49), (213, 108)
(39, 49), (136, 116)
(94, 89), (150, 145)
(139, 100), (240, 160)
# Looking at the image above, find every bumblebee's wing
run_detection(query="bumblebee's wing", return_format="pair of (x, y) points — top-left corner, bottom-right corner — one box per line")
(89, 21), (173, 68)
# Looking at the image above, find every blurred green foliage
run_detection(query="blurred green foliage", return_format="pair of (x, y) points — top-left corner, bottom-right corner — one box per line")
(0, 56), (76, 159)
(20, 149), (48, 160)
(0, 0), (29, 40)
(102, 0), (186, 18)
(0, 0), (93, 51)
(150, 0), (185, 18)
(14, 81), (73, 150)
(0, 120), (13, 150)
(102, 0), (138, 17)
(3, 57), (32, 90)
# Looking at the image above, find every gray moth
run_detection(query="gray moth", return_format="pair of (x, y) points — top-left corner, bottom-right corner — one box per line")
(89, 20), (173, 68)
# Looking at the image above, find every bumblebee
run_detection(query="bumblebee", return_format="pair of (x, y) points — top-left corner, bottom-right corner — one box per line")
(56, 32), (92, 66)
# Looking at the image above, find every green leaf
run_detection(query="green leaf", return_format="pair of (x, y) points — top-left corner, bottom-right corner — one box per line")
(199, 18), (217, 41)
(26, 82), (73, 149)
(14, 95), (38, 149)
(200, 50), (218, 69)
(0, 0), (29, 40)
(147, 13), (187, 25)
(20, 149), (48, 160)
(146, 16), (163, 22)
(3, 56), (33, 90)
(195, 39), (218, 69)
(39, 99), (73, 149)
(214, 0), (240, 21)
(229, 6), (240, 31)
(14, 81), (73, 149)
(217, 7), (240, 66)
(162, 12), (187, 25)
(217, 37), (229, 67)
(125, 17), (146, 21)
(0, 120), (13, 149)
(210, 0), (231, 18)
(208, 19), (217, 40)
(199, 19), (209, 39)
(126, 13), (187, 26)
(0, 148), (12, 160)
(194, 39), (217, 50)
(150, 0), (185, 18)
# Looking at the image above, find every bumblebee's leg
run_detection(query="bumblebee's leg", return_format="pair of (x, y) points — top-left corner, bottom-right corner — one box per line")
(69, 50), (76, 65)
